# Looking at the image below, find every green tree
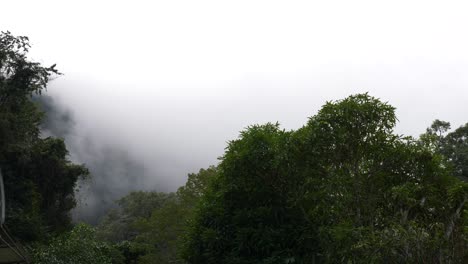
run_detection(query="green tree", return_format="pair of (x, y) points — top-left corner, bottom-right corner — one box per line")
(0, 31), (88, 241)
(0, 31), (57, 157)
(133, 167), (218, 263)
(177, 166), (217, 208)
(420, 120), (468, 182)
(297, 95), (466, 262)
(419, 119), (451, 152)
(97, 191), (178, 243)
(32, 223), (123, 264)
(182, 94), (468, 263)
(182, 124), (310, 264)
(97, 167), (217, 263)
(441, 123), (468, 182)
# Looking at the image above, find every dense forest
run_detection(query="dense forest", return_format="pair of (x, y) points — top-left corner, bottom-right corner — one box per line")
(1, 32), (467, 263)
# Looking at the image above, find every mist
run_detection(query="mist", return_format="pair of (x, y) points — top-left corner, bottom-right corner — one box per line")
(3, 0), (468, 223)
(37, 95), (151, 223)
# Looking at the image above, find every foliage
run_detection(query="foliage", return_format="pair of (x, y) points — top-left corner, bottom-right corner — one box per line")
(182, 94), (468, 263)
(97, 167), (217, 263)
(97, 191), (178, 243)
(0, 31), (88, 241)
(32, 223), (123, 264)
(296, 95), (465, 262)
(182, 124), (310, 264)
(177, 166), (217, 208)
(420, 119), (468, 182)
(3, 31), (467, 263)
(440, 122), (468, 182)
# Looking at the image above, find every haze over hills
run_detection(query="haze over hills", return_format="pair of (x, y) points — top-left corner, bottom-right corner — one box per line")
(1, 1), (468, 263)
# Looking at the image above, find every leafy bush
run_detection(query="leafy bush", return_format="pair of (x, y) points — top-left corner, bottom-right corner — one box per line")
(32, 223), (123, 264)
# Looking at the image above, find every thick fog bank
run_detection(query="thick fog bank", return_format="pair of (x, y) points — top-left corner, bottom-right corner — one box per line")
(36, 95), (153, 224)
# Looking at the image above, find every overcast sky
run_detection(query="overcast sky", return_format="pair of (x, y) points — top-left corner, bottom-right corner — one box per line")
(2, 1), (468, 193)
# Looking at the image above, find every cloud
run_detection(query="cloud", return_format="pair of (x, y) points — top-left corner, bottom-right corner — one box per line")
(7, 0), (468, 223)
(36, 95), (152, 224)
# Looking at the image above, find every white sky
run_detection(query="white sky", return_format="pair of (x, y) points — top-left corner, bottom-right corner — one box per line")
(2, 0), (468, 189)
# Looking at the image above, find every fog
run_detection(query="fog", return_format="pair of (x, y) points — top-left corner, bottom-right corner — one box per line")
(2, 0), (468, 222)
(37, 95), (149, 223)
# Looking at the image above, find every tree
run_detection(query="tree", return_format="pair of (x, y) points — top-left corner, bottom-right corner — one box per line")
(182, 94), (468, 263)
(97, 167), (218, 263)
(441, 123), (468, 182)
(177, 166), (217, 208)
(297, 95), (467, 262)
(420, 120), (468, 182)
(97, 191), (178, 243)
(32, 223), (123, 264)
(132, 167), (218, 263)
(0, 31), (88, 241)
(419, 119), (451, 152)
(182, 124), (311, 264)
(0, 31), (58, 158)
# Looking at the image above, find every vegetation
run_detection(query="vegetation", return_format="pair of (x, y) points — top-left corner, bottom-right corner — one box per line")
(96, 166), (217, 263)
(422, 119), (468, 182)
(1, 31), (466, 263)
(182, 94), (468, 263)
(0, 31), (88, 242)
(32, 224), (122, 264)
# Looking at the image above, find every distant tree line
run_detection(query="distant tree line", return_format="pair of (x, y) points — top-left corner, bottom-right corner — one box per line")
(1, 31), (467, 263)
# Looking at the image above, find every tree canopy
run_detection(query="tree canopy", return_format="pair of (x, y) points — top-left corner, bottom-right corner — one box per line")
(2, 31), (467, 263)
(0, 31), (88, 241)
(95, 167), (217, 263)
(182, 94), (468, 263)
